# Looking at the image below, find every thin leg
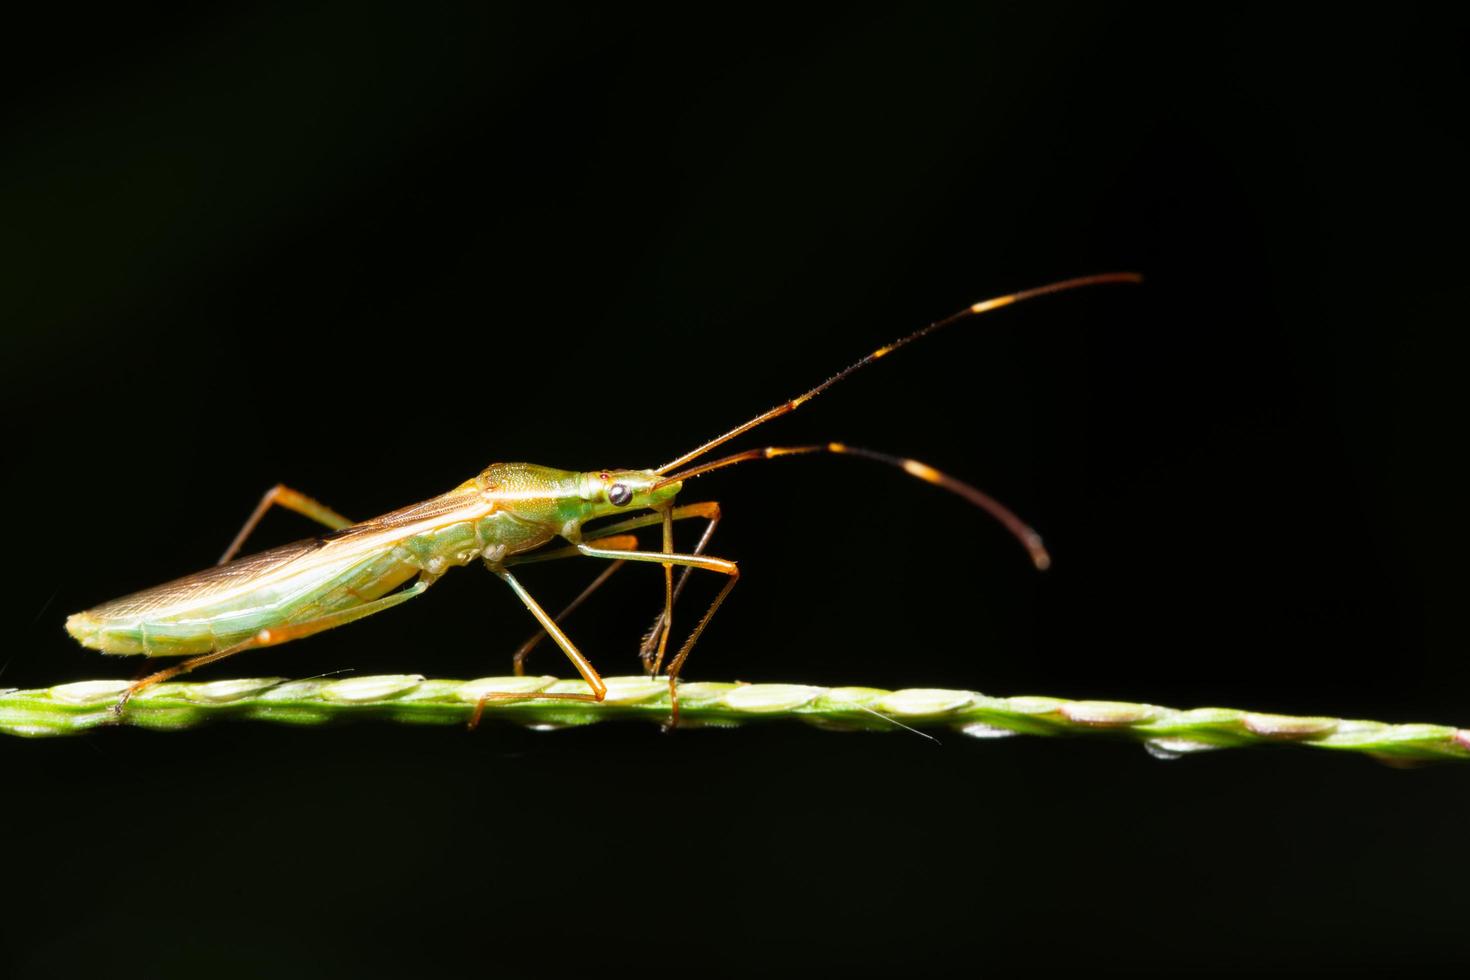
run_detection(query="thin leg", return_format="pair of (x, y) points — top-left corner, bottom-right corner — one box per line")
(641, 503), (722, 676)
(655, 504), (675, 682)
(471, 567), (613, 729)
(509, 535), (638, 676)
(504, 502), (722, 673)
(571, 543), (736, 586)
(504, 501), (722, 566)
(571, 540), (739, 726)
(220, 483), (354, 565)
(476, 542), (737, 728)
(114, 577), (434, 714)
(662, 571), (740, 726)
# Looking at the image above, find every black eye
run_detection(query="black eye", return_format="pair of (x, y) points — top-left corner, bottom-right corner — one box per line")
(608, 483), (633, 506)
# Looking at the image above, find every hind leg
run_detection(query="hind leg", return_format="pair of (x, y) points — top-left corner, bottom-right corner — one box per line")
(219, 484), (354, 564)
(114, 577), (434, 715)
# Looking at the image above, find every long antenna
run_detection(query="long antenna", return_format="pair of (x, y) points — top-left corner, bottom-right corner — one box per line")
(654, 272), (1141, 475)
(655, 442), (1051, 570)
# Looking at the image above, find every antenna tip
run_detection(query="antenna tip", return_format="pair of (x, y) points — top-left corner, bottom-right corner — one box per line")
(1026, 533), (1051, 571)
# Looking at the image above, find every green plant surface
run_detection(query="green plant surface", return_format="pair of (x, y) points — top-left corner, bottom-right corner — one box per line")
(2, 674), (1465, 763)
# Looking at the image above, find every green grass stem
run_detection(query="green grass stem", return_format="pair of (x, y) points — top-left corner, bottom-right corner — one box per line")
(2, 674), (1465, 763)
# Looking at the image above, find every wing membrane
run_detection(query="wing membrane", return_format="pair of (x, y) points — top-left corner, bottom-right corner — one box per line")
(87, 538), (328, 619)
(87, 488), (484, 621)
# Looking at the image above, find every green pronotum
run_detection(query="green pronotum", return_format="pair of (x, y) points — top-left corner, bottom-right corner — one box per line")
(1, 674), (1465, 763)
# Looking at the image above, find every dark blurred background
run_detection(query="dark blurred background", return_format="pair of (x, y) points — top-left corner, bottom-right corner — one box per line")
(3, 5), (1468, 976)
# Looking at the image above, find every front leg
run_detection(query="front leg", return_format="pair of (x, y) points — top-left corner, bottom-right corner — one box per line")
(503, 501), (722, 676)
(638, 502), (721, 676)
(570, 540), (739, 726)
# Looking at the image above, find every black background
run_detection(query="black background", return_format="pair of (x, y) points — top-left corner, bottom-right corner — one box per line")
(3, 5), (1469, 976)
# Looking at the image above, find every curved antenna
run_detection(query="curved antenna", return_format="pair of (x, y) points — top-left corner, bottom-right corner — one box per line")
(654, 442), (1050, 570)
(654, 272), (1142, 475)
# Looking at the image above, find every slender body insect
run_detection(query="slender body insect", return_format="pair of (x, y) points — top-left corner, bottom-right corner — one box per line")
(67, 273), (1139, 723)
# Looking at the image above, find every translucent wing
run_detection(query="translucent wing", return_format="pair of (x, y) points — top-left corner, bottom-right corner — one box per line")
(85, 487), (483, 621)
(85, 538), (329, 620)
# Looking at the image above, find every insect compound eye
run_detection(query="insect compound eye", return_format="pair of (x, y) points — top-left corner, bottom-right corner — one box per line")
(607, 483), (633, 507)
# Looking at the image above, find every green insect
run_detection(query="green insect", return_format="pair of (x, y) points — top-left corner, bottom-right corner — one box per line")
(66, 273), (1139, 724)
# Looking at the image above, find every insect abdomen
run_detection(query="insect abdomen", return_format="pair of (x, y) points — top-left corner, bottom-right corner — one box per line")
(66, 552), (422, 657)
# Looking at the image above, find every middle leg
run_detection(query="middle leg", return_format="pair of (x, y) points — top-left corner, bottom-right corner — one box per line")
(479, 539), (738, 727)
(503, 501), (722, 674)
(509, 535), (636, 676)
(472, 566), (614, 729)
(570, 539), (740, 725)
